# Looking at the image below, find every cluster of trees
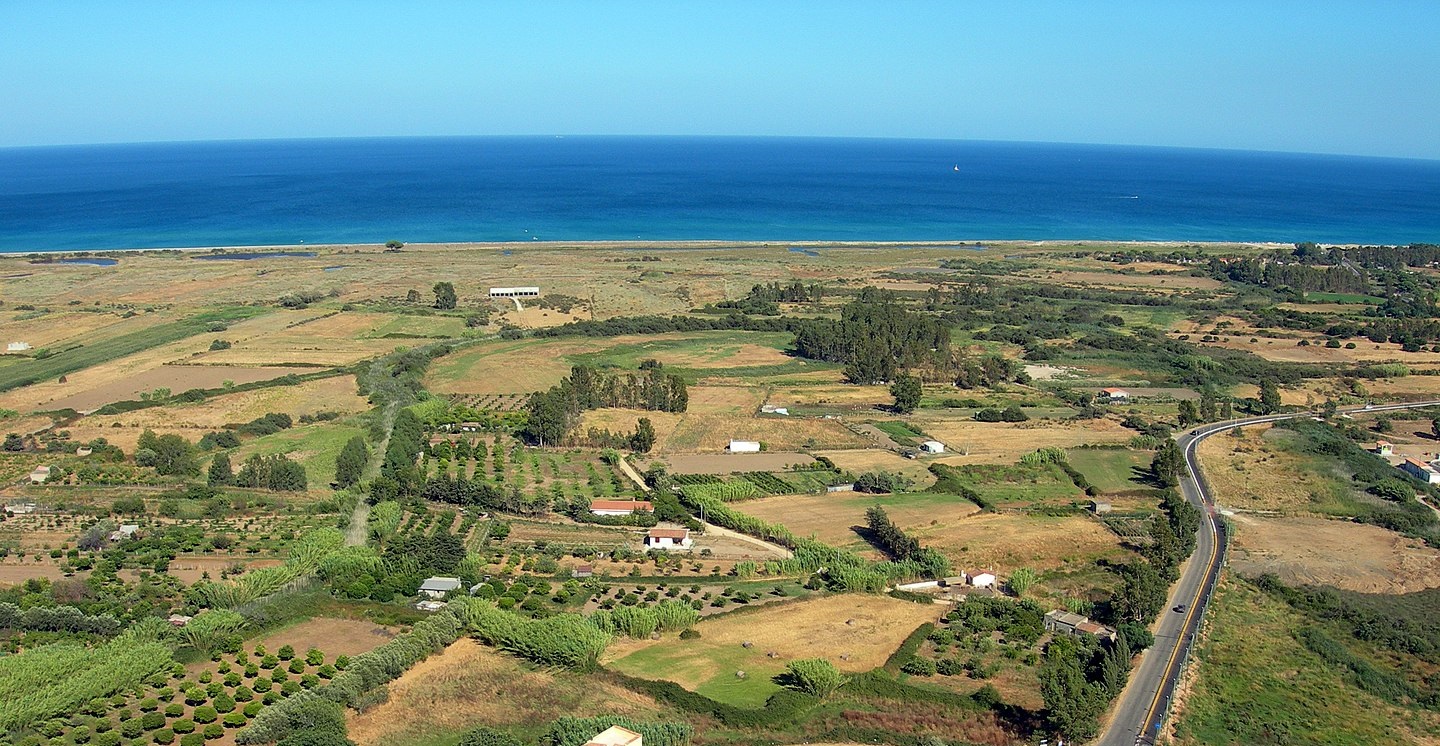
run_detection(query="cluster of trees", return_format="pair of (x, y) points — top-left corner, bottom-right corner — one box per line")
(135, 430), (199, 477)
(0, 603), (121, 635)
(779, 658), (845, 698)
(707, 281), (824, 315)
(853, 471), (912, 494)
(219, 453), (307, 491)
(334, 435), (369, 489)
(460, 598), (612, 670)
(1207, 256), (1371, 295)
(889, 375), (921, 414)
(233, 412), (294, 437)
(862, 506), (949, 578)
(792, 290), (952, 384)
(973, 405), (1028, 422)
(952, 354), (1026, 389)
(375, 408), (427, 498)
(523, 364), (687, 446)
(1039, 632), (1133, 741)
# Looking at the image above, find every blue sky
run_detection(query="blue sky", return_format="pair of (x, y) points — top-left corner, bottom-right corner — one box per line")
(3, 1), (1437, 158)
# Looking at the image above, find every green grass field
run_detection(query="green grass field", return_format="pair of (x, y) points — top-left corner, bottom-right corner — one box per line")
(0, 307), (267, 394)
(1175, 577), (1415, 746)
(229, 421), (366, 487)
(873, 420), (927, 445)
(363, 314), (469, 339)
(938, 462), (1082, 506)
(1065, 449), (1152, 493)
(607, 639), (781, 707)
(1302, 291), (1386, 305)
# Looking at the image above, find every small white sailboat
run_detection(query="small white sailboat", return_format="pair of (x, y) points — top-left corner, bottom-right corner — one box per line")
(953, 164), (959, 172)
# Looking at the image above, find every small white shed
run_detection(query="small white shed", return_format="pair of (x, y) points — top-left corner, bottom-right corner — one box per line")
(919, 441), (945, 454)
(728, 440), (761, 453)
(967, 570), (996, 588)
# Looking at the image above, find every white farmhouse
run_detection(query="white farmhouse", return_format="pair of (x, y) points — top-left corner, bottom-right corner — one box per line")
(919, 440), (946, 454)
(644, 527), (693, 550)
(727, 440), (761, 453)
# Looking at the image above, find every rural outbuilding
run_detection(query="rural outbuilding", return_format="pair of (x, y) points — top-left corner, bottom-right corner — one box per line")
(1089, 500), (1112, 514)
(966, 570), (996, 588)
(28, 466), (51, 484)
(109, 524), (139, 542)
(644, 527), (693, 550)
(5, 342), (31, 353)
(586, 726), (642, 746)
(727, 440), (761, 453)
(1099, 387), (1130, 400)
(488, 286), (540, 298)
(919, 440), (945, 454)
(1401, 458), (1440, 485)
(1375, 441), (1394, 456)
(590, 499), (653, 516)
(418, 576), (463, 598)
(572, 564), (594, 579)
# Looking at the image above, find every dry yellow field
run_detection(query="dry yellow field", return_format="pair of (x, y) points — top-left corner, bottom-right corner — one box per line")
(664, 412), (868, 452)
(919, 512), (1128, 577)
(740, 491), (980, 550)
(603, 594), (937, 675)
(916, 418), (1135, 463)
(1195, 425), (1338, 511)
(0, 309), (172, 351)
(812, 448), (938, 484)
(767, 382), (893, 409)
(1229, 514), (1440, 594)
(348, 639), (663, 746)
(1026, 269), (1223, 290)
(84, 375), (367, 430)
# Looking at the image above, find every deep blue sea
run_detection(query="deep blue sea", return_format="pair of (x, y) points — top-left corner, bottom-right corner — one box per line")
(1, 136), (1438, 252)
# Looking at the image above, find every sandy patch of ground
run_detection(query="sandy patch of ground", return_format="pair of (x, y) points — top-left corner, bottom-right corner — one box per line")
(1023, 364), (1083, 381)
(1229, 514), (1440, 593)
(0, 562), (72, 585)
(916, 418), (1135, 464)
(687, 385), (767, 415)
(167, 556), (284, 585)
(660, 452), (815, 474)
(348, 639), (662, 746)
(256, 617), (400, 660)
(497, 306), (587, 328)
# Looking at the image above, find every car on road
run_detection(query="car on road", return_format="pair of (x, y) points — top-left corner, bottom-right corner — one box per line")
(1172, 604), (1187, 613)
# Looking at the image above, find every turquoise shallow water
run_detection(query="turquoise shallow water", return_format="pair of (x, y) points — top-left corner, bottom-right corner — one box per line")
(1, 136), (1437, 251)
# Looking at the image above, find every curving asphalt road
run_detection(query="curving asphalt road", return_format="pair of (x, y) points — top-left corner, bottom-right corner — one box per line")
(1096, 400), (1440, 746)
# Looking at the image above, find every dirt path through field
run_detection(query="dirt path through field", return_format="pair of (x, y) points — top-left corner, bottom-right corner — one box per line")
(345, 501), (369, 546)
(617, 457), (651, 492)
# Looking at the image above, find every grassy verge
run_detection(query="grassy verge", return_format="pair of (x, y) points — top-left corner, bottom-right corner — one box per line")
(1174, 576), (1415, 745)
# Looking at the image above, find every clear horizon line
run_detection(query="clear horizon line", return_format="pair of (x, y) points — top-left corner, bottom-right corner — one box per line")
(2, 132), (1436, 165)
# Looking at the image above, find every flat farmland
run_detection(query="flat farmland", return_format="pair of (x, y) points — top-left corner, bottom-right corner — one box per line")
(193, 312), (404, 367)
(813, 449), (938, 485)
(0, 308), (281, 411)
(604, 594), (937, 707)
(740, 490), (981, 553)
(44, 365), (301, 413)
(916, 418), (1136, 464)
(1065, 448), (1153, 494)
(924, 513), (1131, 587)
(84, 374), (368, 430)
(1024, 269), (1224, 290)
(1228, 514), (1440, 594)
(503, 519), (638, 548)
(256, 616), (399, 659)
(348, 639), (668, 746)
(664, 412), (868, 453)
(0, 309), (170, 351)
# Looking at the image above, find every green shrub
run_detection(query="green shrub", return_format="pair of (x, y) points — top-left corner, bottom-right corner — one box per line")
(171, 720), (194, 735)
(140, 712), (166, 731)
(95, 732), (123, 746)
(900, 657), (937, 676)
(276, 646), (295, 661)
(233, 686), (254, 702)
(243, 702), (262, 717)
(191, 707), (217, 725)
(222, 712), (247, 728)
(212, 694), (235, 714)
(152, 730), (174, 745)
(138, 699), (159, 713)
(164, 704), (184, 718)
(121, 720), (144, 739)
(456, 726), (523, 746)
(202, 724), (223, 740)
(179, 735), (203, 746)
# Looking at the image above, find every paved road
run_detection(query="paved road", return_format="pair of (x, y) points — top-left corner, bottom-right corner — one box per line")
(1097, 401), (1440, 746)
